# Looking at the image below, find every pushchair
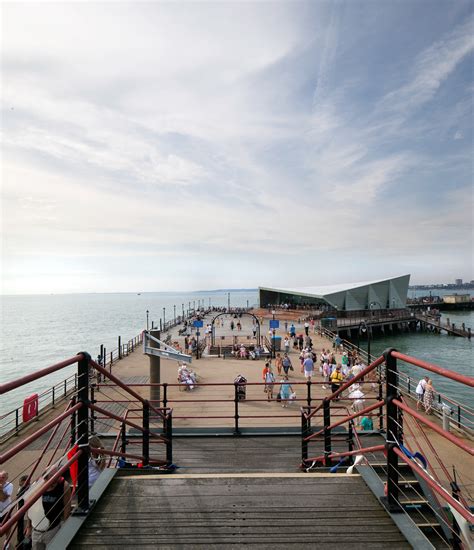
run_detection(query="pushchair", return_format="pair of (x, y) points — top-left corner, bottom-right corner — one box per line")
(234, 374), (247, 400)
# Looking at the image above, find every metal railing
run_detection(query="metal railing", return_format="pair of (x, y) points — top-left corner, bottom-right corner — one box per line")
(0, 352), (173, 547)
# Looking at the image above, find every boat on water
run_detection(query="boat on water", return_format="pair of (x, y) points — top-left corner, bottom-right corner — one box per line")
(0, 307), (473, 549)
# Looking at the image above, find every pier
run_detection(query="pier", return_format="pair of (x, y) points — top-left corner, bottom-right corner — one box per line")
(1, 311), (473, 549)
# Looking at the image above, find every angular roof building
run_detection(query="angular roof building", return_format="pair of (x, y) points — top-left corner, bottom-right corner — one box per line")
(259, 274), (410, 311)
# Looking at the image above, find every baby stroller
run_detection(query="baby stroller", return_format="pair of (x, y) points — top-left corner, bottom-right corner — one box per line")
(234, 374), (247, 400)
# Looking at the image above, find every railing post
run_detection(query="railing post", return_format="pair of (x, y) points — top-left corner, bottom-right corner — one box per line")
(166, 413), (173, 465)
(90, 385), (95, 434)
(52, 386), (55, 408)
(15, 409), (19, 434)
(450, 481), (462, 549)
(378, 376), (383, 431)
(163, 383), (168, 409)
(234, 383), (240, 435)
(120, 422), (127, 454)
(407, 376), (411, 394)
(457, 405), (461, 429)
(306, 380), (311, 407)
(76, 352), (90, 514)
(64, 379), (67, 397)
(70, 396), (76, 446)
(383, 348), (401, 512)
(347, 421), (354, 464)
(118, 336), (122, 359)
(142, 399), (150, 466)
(301, 410), (309, 464)
(323, 398), (331, 467)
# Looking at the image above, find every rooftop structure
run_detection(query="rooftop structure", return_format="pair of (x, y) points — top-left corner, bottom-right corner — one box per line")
(259, 274), (410, 311)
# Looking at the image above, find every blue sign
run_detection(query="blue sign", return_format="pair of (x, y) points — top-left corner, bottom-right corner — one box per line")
(193, 320), (204, 328)
(269, 320), (280, 329)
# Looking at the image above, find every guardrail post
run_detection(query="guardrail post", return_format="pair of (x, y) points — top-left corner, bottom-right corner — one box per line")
(383, 348), (401, 512)
(450, 481), (462, 549)
(52, 386), (55, 408)
(90, 385), (95, 434)
(234, 383), (240, 435)
(64, 379), (67, 398)
(348, 421), (354, 464)
(323, 398), (331, 467)
(121, 422), (127, 454)
(407, 376), (411, 394)
(378, 376), (383, 431)
(15, 409), (19, 434)
(76, 352), (90, 514)
(118, 336), (122, 359)
(306, 380), (312, 407)
(457, 406), (461, 429)
(142, 399), (150, 466)
(70, 396), (77, 448)
(166, 413), (173, 465)
(301, 410), (309, 463)
(163, 383), (168, 409)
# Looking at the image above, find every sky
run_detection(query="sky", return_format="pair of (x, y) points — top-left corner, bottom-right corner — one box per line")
(1, 0), (473, 295)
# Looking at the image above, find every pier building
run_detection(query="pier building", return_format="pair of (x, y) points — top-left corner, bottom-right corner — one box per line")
(259, 274), (410, 311)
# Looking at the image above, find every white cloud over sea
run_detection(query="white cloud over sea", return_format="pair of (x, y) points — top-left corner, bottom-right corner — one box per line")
(1, 1), (473, 294)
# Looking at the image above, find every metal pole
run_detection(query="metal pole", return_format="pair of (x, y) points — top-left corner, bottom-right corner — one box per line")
(76, 352), (90, 513)
(323, 399), (331, 467)
(367, 325), (371, 360)
(146, 310), (149, 330)
(118, 336), (122, 359)
(142, 400), (149, 466)
(384, 348), (401, 512)
(234, 383), (240, 435)
(301, 410), (309, 463)
(166, 413), (173, 464)
(163, 307), (166, 329)
(182, 304), (185, 319)
(228, 292), (230, 311)
(174, 305), (176, 324)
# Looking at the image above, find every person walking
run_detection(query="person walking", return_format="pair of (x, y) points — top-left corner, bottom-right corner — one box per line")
(0, 470), (13, 541)
(282, 353), (293, 376)
(330, 365), (344, 399)
(302, 353), (314, 382)
(284, 337), (290, 354)
(275, 353), (283, 376)
(415, 376), (428, 411)
(304, 321), (309, 336)
(279, 376), (294, 408)
(263, 362), (275, 401)
(423, 379), (435, 414)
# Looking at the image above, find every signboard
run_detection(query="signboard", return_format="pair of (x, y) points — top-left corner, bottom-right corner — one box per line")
(193, 320), (204, 328)
(269, 320), (280, 329)
(23, 393), (39, 422)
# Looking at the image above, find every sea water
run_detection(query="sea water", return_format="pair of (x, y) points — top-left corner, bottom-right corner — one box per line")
(1, 289), (472, 417)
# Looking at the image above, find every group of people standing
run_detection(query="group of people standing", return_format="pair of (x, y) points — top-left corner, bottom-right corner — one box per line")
(262, 362), (295, 407)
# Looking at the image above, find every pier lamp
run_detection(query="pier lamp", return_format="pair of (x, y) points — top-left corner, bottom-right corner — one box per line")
(182, 304), (185, 319)
(146, 310), (149, 331)
(174, 305), (176, 323)
(357, 321), (371, 361)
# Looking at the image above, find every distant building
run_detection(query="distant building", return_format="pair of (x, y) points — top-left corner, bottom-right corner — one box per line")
(455, 279), (463, 286)
(259, 274), (410, 311)
(443, 294), (470, 304)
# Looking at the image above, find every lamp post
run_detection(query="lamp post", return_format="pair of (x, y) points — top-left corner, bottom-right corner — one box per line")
(272, 310), (276, 359)
(182, 304), (185, 320)
(357, 321), (371, 360)
(174, 305), (176, 324)
(228, 292), (230, 311)
(163, 307), (165, 329)
(146, 310), (149, 331)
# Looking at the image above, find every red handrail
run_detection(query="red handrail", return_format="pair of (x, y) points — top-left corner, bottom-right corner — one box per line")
(0, 402), (82, 463)
(306, 400), (385, 441)
(394, 447), (473, 523)
(392, 351), (474, 387)
(0, 354), (83, 394)
(393, 399), (474, 456)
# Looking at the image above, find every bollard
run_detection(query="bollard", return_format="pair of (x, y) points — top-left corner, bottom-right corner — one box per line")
(442, 405), (451, 432)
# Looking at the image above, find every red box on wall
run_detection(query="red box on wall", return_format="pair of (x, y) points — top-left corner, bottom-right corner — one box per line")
(22, 394), (39, 422)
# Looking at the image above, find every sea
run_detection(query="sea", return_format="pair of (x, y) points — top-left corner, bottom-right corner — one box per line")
(1, 289), (472, 418)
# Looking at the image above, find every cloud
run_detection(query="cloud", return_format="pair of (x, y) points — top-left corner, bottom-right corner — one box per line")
(1, 2), (473, 294)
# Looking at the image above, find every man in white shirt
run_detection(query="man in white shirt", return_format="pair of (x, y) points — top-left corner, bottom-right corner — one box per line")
(416, 376), (429, 410)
